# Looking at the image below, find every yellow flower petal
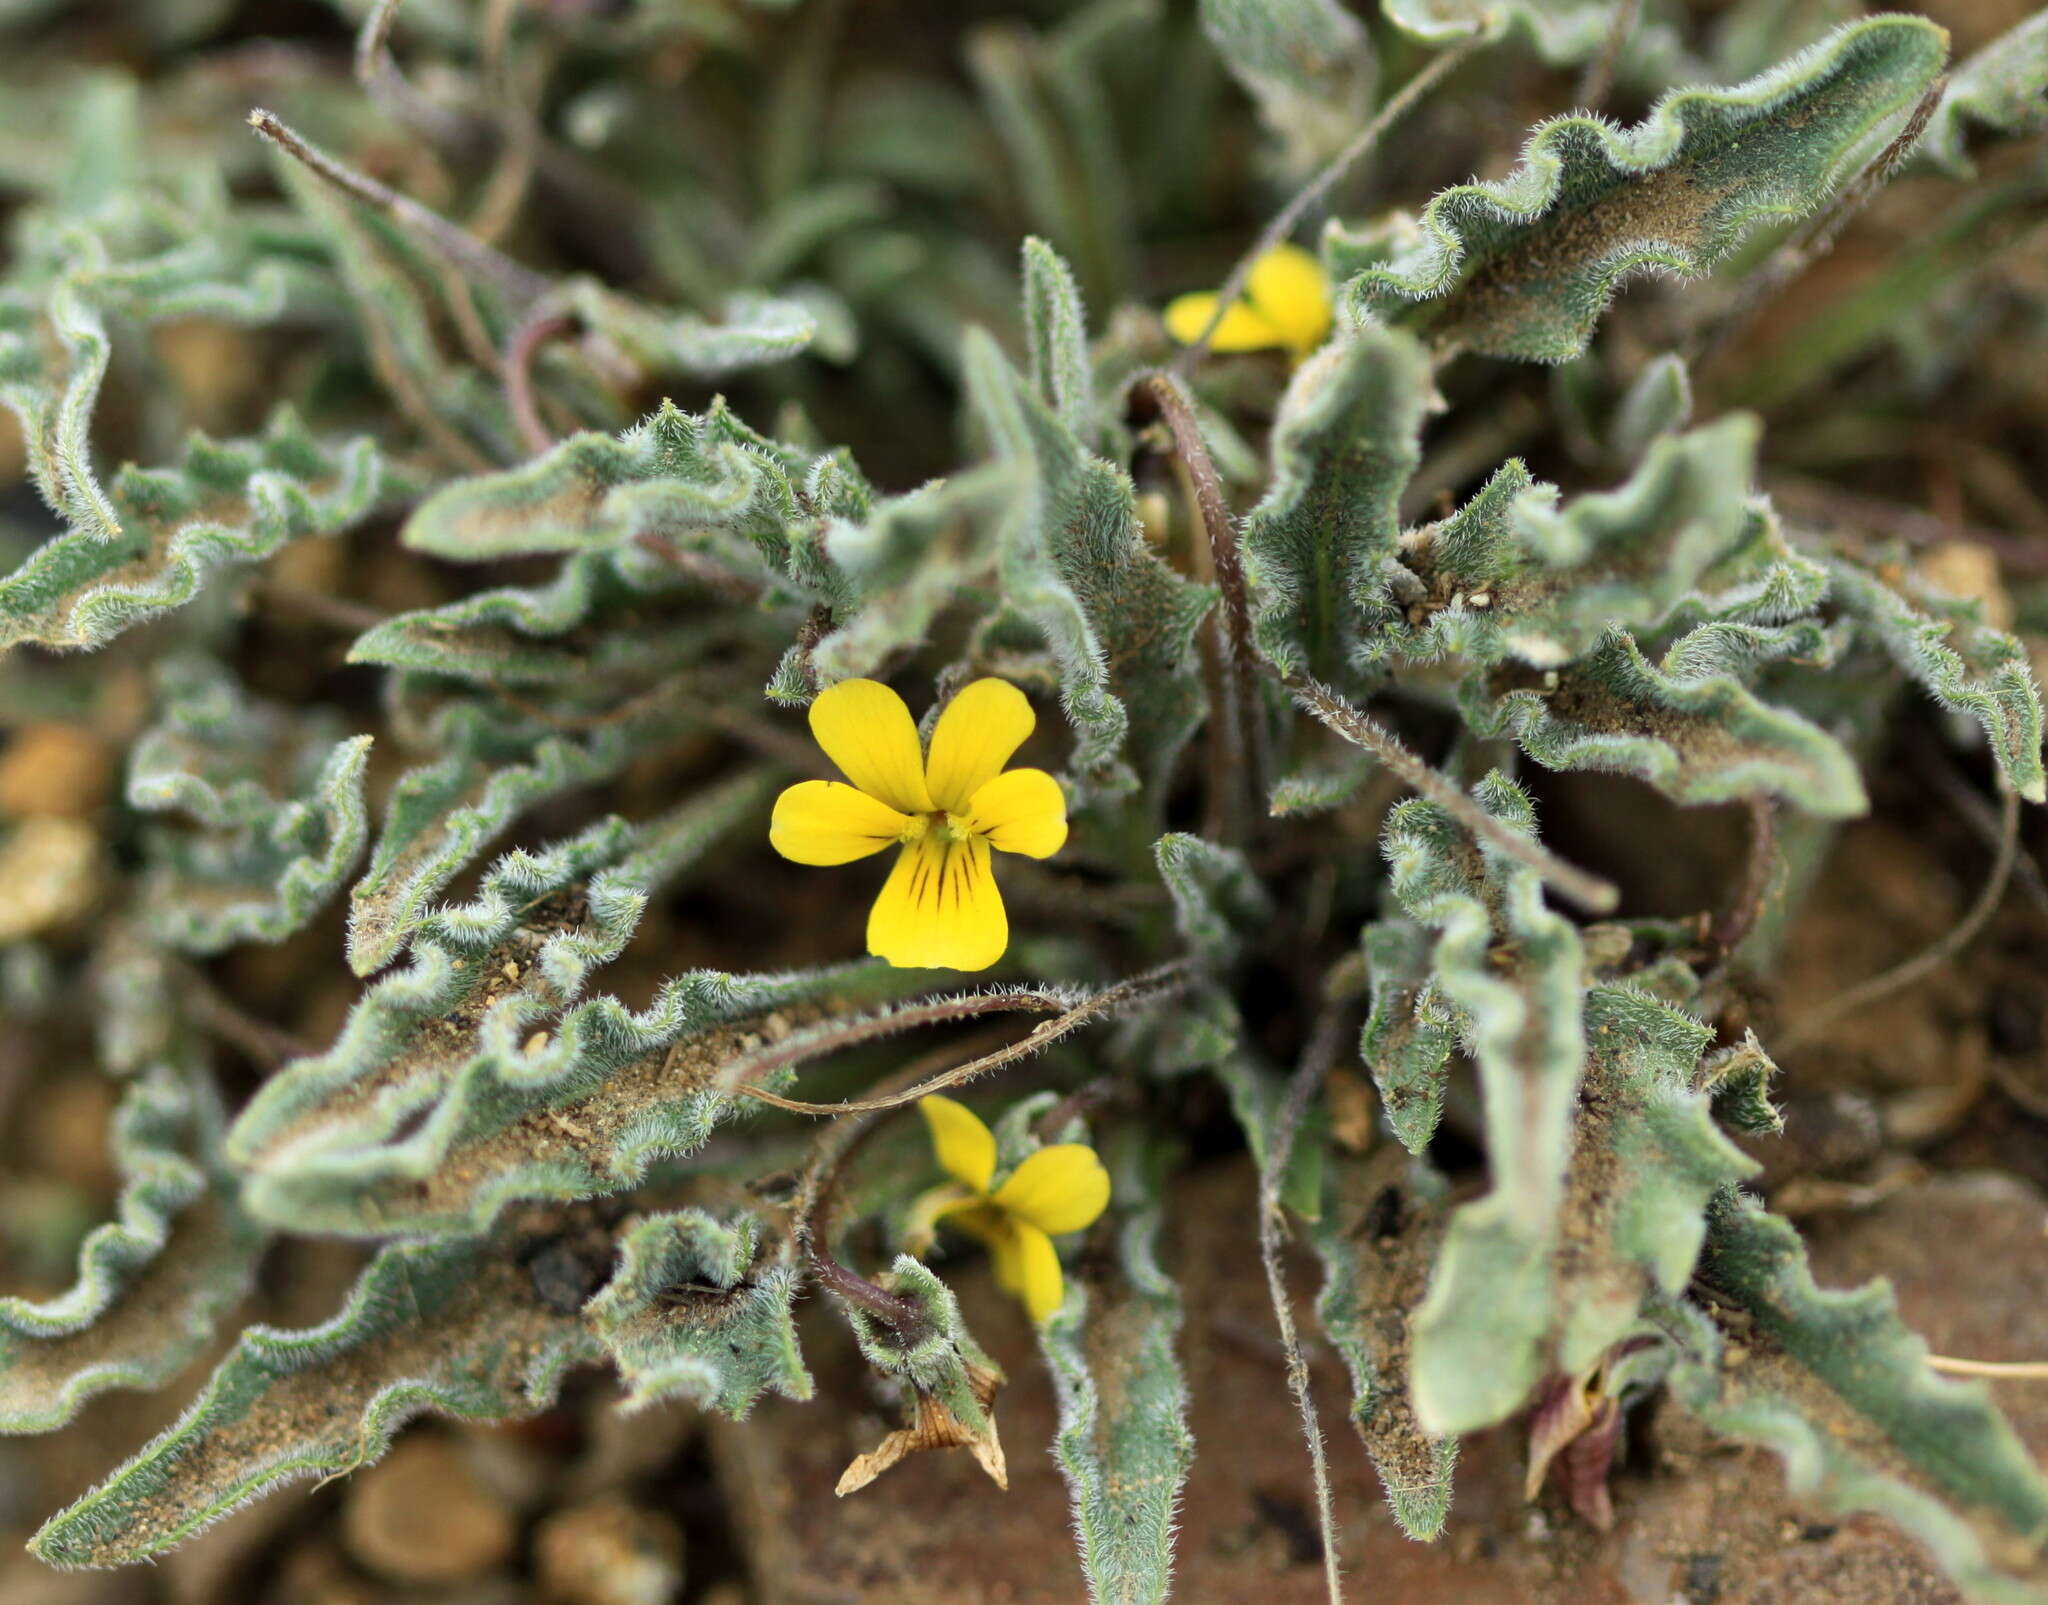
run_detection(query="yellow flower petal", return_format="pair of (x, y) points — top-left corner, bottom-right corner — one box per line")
(809, 678), (933, 815)
(866, 833), (1008, 971)
(1164, 290), (1290, 354)
(924, 679), (1036, 814)
(918, 1095), (997, 1194)
(940, 1206), (1067, 1322)
(1007, 1219), (1066, 1323)
(769, 780), (907, 866)
(990, 1144), (1111, 1236)
(966, 767), (1067, 859)
(902, 1180), (978, 1254)
(1246, 243), (1332, 357)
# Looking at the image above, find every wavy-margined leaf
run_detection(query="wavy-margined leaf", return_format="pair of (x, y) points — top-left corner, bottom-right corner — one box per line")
(1040, 1134), (1194, 1604)
(30, 1214), (603, 1568)
(398, 399), (835, 578)
(1366, 418), (1814, 670)
(1339, 17), (1949, 361)
(1461, 620), (1868, 817)
(346, 690), (708, 975)
(126, 655), (371, 954)
(1666, 1199), (2048, 1604)
(1359, 918), (1457, 1154)
(347, 547), (730, 687)
(1825, 551), (2046, 803)
(1920, 11), (2048, 177)
(1547, 985), (1758, 1377)
(1385, 775), (1586, 1436)
(570, 283), (819, 377)
(1380, 0), (1686, 69)
(1239, 324), (1430, 681)
(0, 1065), (263, 1434)
(1309, 1147), (1458, 1539)
(1198, 0), (1372, 172)
(0, 407), (417, 652)
(963, 324), (1214, 799)
(0, 282), (120, 540)
(1153, 833), (1271, 965)
(231, 777), (783, 1215)
(586, 1210), (811, 1417)
(7, 164), (340, 328)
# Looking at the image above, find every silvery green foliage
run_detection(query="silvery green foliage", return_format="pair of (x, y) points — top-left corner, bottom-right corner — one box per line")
(586, 1209), (813, 1416)
(1153, 832), (1271, 964)
(1197, 0), (1373, 172)
(126, 655), (371, 953)
(7, 6), (2048, 1596)
(228, 777), (859, 1236)
(1382, 775), (1588, 1434)
(843, 1255), (1004, 1450)
(0, 1064), (262, 1433)
(1379, 0), (1689, 71)
(1823, 549), (2047, 803)
(1239, 324), (1430, 681)
(1358, 918), (1456, 1153)
(1920, 10), (2048, 176)
(1040, 1138), (1194, 1605)
(1338, 17), (1948, 360)
(1308, 1151), (1457, 1539)
(965, 287), (1215, 799)
(32, 1215), (603, 1568)
(1666, 1200), (2048, 1603)
(0, 407), (415, 652)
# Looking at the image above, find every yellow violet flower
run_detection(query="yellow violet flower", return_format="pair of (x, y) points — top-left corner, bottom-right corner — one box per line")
(768, 677), (1068, 972)
(1164, 241), (1332, 361)
(909, 1095), (1111, 1323)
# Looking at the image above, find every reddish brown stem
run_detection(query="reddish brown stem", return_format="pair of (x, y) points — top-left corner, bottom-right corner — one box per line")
(505, 308), (578, 457)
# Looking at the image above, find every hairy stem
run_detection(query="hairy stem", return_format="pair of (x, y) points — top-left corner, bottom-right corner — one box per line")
(738, 962), (1194, 1114)
(1258, 986), (1357, 1605)
(1288, 677), (1620, 914)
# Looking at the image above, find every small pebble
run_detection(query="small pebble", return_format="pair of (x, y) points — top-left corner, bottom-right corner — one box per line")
(341, 1433), (516, 1585)
(534, 1497), (685, 1605)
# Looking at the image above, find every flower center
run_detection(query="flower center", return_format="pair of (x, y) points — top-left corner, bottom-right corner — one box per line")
(897, 811), (976, 845)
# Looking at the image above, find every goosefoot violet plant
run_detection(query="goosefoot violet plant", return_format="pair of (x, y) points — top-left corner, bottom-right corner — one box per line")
(1, 1), (2047, 1601)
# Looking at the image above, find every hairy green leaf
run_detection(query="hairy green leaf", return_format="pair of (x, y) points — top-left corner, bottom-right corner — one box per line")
(127, 656), (371, 953)
(31, 1216), (601, 1568)
(1669, 1199), (2048, 1604)
(1342, 17), (1950, 361)
(586, 1209), (812, 1416)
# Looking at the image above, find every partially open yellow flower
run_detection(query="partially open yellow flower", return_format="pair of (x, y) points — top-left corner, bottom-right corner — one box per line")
(769, 677), (1067, 971)
(1164, 241), (1332, 361)
(907, 1095), (1111, 1323)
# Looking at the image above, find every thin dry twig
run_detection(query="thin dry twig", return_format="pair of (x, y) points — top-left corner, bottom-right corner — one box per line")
(180, 964), (314, 1070)
(1780, 778), (2021, 1052)
(789, 1029), (1015, 1342)
(1289, 677), (1620, 914)
(1918, 739), (2048, 930)
(1574, 0), (1642, 110)
(355, 0), (474, 150)
(1172, 39), (1484, 371)
(247, 108), (552, 311)
(1133, 370), (1262, 832)
(1257, 985), (1357, 1605)
(1925, 1355), (2048, 1380)
(1708, 794), (1780, 964)
(505, 305), (578, 456)
(735, 963), (1194, 1115)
